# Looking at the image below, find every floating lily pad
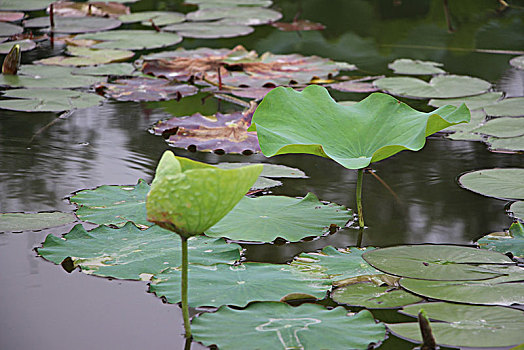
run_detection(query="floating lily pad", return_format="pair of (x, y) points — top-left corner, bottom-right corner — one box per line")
(429, 92), (503, 110)
(510, 55), (524, 70)
(206, 193), (351, 243)
(150, 263), (331, 307)
(72, 63), (136, 76)
(0, 88), (104, 112)
(332, 281), (423, 309)
(472, 117), (524, 137)
(37, 223), (241, 280)
(291, 246), (380, 282)
(486, 134), (524, 152)
(36, 46), (134, 66)
(388, 302), (524, 348)
(458, 168), (524, 200)
(152, 104), (260, 154)
(163, 22), (254, 39)
(185, 0), (273, 8)
(477, 222), (524, 258)
(51, 1), (130, 18)
(444, 109), (485, 141)
(24, 16), (121, 34)
(0, 21), (22, 36)
(75, 30), (182, 50)
(362, 244), (513, 281)
(0, 0), (54, 11)
(374, 75), (491, 99)
(249, 85), (470, 169)
(0, 39), (36, 54)
(96, 77), (198, 102)
(71, 179), (150, 228)
(186, 6), (281, 25)
(510, 201), (524, 221)
(138, 12), (186, 26)
(388, 58), (445, 75)
(0, 11), (24, 22)
(272, 19), (325, 32)
(0, 64), (104, 88)
(328, 76), (380, 93)
(0, 212), (76, 233)
(192, 303), (386, 350)
(484, 97), (524, 117)
(119, 11), (172, 23)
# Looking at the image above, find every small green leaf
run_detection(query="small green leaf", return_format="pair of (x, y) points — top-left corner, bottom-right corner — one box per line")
(388, 58), (445, 75)
(458, 168), (524, 200)
(163, 22), (254, 39)
(332, 282), (423, 309)
(472, 117), (524, 137)
(484, 97), (524, 117)
(0, 88), (104, 112)
(477, 222), (524, 258)
(0, 212), (76, 233)
(510, 201), (524, 221)
(429, 92), (503, 110)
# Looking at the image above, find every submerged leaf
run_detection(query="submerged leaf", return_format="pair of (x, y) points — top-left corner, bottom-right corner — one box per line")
(0, 88), (104, 112)
(0, 212), (75, 233)
(477, 222), (524, 258)
(458, 168), (524, 200)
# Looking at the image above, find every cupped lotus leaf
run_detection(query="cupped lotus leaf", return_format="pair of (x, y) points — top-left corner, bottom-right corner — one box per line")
(272, 19), (325, 32)
(70, 179), (150, 228)
(150, 263), (331, 307)
(484, 97), (524, 117)
(249, 85), (471, 169)
(0, 212), (76, 233)
(146, 151), (262, 236)
(472, 117), (524, 137)
(74, 30), (182, 50)
(458, 168), (524, 200)
(374, 75), (491, 99)
(0, 88), (104, 112)
(205, 193), (351, 243)
(96, 77), (198, 102)
(192, 303), (386, 350)
(388, 58), (445, 75)
(185, 0), (273, 8)
(0, 22), (22, 36)
(477, 222), (524, 258)
(331, 282), (423, 309)
(486, 134), (524, 152)
(152, 104), (260, 154)
(291, 246), (380, 282)
(162, 22), (254, 39)
(0, 0), (55, 10)
(510, 55), (524, 70)
(0, 11), (25, 22)
(510, 201), (524, 221)
(362, 245), (513, 281)
(429, 92), (503, 110)
(24, 16), (122, 34)
(388, 302), (524, 348)
(0, 40), (36, 54)
(51, 1), (130, 18)
(36, 46), (134, 66)
(186, 6), (282, 26)
(72, 63), (136, 76)
(37, 223), (241, 280)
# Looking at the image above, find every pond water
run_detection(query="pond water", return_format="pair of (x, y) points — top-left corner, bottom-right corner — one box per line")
(1, 0), (523, 349)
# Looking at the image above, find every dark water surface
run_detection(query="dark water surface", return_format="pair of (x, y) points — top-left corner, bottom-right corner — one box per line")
(1, 1), (523, 349)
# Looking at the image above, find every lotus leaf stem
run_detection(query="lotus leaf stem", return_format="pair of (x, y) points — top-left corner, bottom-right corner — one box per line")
(181, 235), (191, 339)
(356, 168), (364, 230)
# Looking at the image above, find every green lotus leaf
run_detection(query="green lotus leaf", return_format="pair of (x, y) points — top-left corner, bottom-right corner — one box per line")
(0, 212), (76, 233)
(291, 246), (380, 282)
(249, 85), (470, 169)
(0, 21), (22, 36)
(486, 134), (524, 152)
(388, 302), (524, 348)
(429, 92), (503, 110)
(72, 63), (136, 76)
(146, 151), (263, 237)
(74, 30), (182, 50)
(206, 194), (350, 242)
(71, 179), (150, 228)
(0, 0), (54, 10)
(374, 75), (491, 99)
(510, 55), (524, 70)
(458, 168), (524, 200)
(141, 13), (186, 27)
(150, 262), (331, 307)
(331, 282), (423, 309)
(0, 39), (36, 54)
(186, 6), (282, 26)
(119, 11), (185, 25)
(37, 223), (241, 280)
(36, 46), (134, 67)
(510, 201), (524, 221)
(0, 88), (104, 112)
(162, 22), (254, 39)
(191, 303), (386, 350)
(216, 162), (306, 190)
(484, 97), (524, 117)
(24, 16), (121, 34)
(362, 244), (513, 281)
(472, 117), (524, 137)
(477, 222), (524, 258)
(388, 58), (445, 75)
(444, 109), (485, 141)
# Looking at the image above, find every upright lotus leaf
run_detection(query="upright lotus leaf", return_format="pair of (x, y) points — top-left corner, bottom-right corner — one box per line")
(24, 16), (122, 33)
(70, 179), (150, 228)
(249, 85), (471, 170)
(510, 55), (524, 70)
(472, 117), (524, 137)
(429, 92), (503, 110)
(477, 222), (524, 258)
(388, 58), (446, 75)
(0, 88), (104, 112)
(374, 75), (491, 99)
(185, 6), (282, 25)
(37, 223), (241, 280)
(388, 302), (524, 348)
(510, 201), (524, 221)
(146, 151), (262, 237)
(74, 30), (182, 50)
(205, 193), (351, 243)
(362, 245), (514, 281)
(36, 46), (134, 66)
(0, 212), (76, 233)
(484, 97), (524, 117)
(458, 168), (524, 200)
(191, 303), (386, 350)
(149, 263), (331, 307)
(291, 246), (380, 282)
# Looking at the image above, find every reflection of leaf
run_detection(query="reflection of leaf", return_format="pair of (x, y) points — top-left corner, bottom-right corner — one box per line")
(0, 88), (104, 112)
(0, 212), (76, 233)
(477, 222), (524, 258)
(36, 46), (134, 66)
(272, 19), (325, 32)
(96, 77), (198, 102)
(152, 103), (260, 154)
(458, 168), (524, 200)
